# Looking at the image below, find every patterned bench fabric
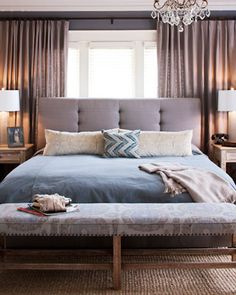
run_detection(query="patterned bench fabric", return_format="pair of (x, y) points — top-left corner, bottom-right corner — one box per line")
(0, 203), (236, 237)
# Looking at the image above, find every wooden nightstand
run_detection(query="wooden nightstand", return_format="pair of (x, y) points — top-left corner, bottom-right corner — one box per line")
(211, 143), (236, 172)
(0, 144), (34, 180)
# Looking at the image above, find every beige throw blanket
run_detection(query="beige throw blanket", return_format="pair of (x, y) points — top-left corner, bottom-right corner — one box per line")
(139, 163), (236, 203)
(32, 193), (72, 212)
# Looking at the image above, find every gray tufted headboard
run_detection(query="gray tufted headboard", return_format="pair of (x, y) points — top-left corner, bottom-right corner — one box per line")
(36, 98), (201, 150)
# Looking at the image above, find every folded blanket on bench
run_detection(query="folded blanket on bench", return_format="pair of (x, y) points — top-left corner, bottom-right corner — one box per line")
(32, 193), (72, 212)
(139, 163), (236, 203)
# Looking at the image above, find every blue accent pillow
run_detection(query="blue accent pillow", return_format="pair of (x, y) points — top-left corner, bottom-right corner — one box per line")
(103, 130), (141, 158)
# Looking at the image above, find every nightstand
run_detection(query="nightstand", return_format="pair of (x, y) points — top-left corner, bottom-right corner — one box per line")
(211, 143), (236, 172)
(0, 144), (34, 180)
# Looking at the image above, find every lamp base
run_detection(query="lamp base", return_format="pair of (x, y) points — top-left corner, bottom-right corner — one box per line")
(8, 111), (17, 127)
(228, 112), (236, 142)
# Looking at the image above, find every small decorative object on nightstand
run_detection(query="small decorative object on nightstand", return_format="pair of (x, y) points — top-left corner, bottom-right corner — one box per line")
(0, 144), (34, 180)
(211, 133), (229, 145)
(7, 127), (24, 147)
(212, 143), (236, 172)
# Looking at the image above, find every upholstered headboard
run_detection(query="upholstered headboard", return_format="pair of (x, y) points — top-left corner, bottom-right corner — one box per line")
(36, 98), (201, 150)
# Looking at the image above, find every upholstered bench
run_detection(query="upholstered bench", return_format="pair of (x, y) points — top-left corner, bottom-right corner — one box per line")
(0, 203), (236, 290)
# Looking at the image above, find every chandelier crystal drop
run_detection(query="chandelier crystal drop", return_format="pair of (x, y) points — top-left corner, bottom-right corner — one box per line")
(151, 0), (210, 32)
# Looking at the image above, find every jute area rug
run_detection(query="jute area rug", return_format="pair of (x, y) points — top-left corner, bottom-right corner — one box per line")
(0, 255), (236, 295)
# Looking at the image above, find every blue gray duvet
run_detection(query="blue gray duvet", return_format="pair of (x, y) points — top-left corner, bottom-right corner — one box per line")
(0, 153), (235, 204)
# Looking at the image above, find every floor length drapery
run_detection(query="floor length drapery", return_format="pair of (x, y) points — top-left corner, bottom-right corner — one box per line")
(0, 20), (69, 144)
(157, 21), (236, 151)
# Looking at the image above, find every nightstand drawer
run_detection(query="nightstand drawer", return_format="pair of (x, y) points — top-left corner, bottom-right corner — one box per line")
(0, 144), (34, 180)
(0, 152), (21, 163)
(226, 153), (236, 161)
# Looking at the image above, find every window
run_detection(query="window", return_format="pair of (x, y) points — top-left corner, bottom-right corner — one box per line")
(67, 31), (157, 98)
(67, 47), (80, 97)
(89, 45), (135, 98)
(144, 44), (157, 98)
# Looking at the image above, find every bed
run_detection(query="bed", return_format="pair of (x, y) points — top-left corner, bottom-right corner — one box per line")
(0, 151), (235, 204)
(0, 97), (235, 248)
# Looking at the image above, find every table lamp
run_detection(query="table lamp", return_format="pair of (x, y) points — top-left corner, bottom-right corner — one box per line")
(218, 89), (236, 145)
(0, 89), (20, 146)
(0, 89), (20, 126)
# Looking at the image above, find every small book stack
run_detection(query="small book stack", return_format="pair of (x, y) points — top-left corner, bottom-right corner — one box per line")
(17, 193), (79, 216)
(17, 204), (79, 217)
(222, 141), (236, 147)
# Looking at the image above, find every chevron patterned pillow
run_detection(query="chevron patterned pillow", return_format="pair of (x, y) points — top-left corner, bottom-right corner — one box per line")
(103, 130), (141, 158)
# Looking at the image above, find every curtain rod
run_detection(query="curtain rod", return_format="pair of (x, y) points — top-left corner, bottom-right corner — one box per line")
(0, 10), (235, 21)
(0, 16), (235, 21)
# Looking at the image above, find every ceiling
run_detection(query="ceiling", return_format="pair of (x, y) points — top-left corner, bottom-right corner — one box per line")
(0, 0), (235, 11)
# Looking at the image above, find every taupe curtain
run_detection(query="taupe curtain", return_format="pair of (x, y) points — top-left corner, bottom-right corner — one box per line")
(0, 20), (69, 144)
(157, 20), (236, 151)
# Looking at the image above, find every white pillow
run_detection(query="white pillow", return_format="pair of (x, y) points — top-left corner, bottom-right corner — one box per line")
(119, 129), (193, 157)
(138, 130), (193, 157)
(44, 129), (193, 157)
(43, 129), (105, 156)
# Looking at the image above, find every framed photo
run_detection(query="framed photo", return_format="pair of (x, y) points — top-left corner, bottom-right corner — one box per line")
(7, 127), (24, 148)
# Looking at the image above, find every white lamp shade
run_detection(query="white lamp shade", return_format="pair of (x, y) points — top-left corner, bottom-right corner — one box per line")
(218, 90), (236, 112)
(0, 90), (20, 112)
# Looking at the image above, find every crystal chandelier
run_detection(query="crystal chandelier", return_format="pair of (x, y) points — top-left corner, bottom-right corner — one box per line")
(151, 0), (210, 32)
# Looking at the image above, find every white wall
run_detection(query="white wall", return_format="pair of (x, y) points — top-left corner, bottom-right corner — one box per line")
(0, 0), (235, 11)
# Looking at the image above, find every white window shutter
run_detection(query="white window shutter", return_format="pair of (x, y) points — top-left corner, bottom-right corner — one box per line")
(88, 47), (135, 98)
(144, 44), (158, 98)
(67, 47), (80, 97)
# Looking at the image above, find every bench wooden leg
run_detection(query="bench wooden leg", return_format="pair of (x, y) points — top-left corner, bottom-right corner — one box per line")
(113, 236), (121, 290)
(232, 234), (236, 262)
(0, 236), (6, 273)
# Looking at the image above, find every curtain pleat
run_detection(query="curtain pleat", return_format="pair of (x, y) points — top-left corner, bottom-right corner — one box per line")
(157, 20), (236, 151)
(0, 20), (69, 144)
